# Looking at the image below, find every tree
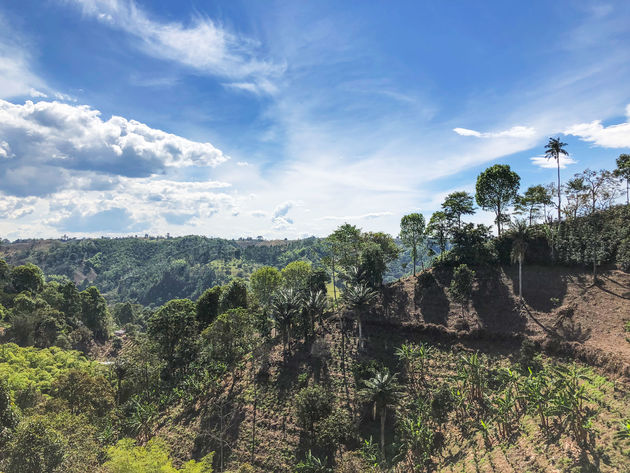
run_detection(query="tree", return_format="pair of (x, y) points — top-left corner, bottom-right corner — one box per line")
(250, 266), (281, 308)
(104, 437), (214, 473)
(360, 371), (401, 456)
(147, 299), (198, 377)
(201, 308), (256, 365)
(614, 153), (630, 205)
(544, 137), (569, 222)
(328, 224), (362, 272)
(578, 168), (620, 213)
(449, 264), (475, 318)
(196, 286), (222, 328)
(516, 185), (552, 226)
(564, 176), (588, 218)
(281, 261), (313, 294)
(475, 164), (520, 236)
(508, 220), (529, 305)
(427, 211), (449, 257)
(10, 263), (44, 293)
(51, 368), (115, 419)
(442, 191), (475, 229)
(295, 385), (333, 436)
(5, 417), (65, 473)
(400, 213), (426, 276)
(270, 288), (303, 357)
(0, 380), (19, 450)
(360, 232), (399, 286)
(342, 283), (377, 348)
(303, 290), (328, 338)
(219, 278), (248, 312)
(80, 286), (111, 342)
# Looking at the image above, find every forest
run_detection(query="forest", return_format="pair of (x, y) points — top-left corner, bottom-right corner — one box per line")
(0, 148), (629, 472)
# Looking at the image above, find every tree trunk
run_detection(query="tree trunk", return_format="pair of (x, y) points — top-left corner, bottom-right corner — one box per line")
(380, 407), (386, 457)
(412, 247), (417, 276)
(357, 312), (363, 349)
(519, 255), (523, 305)
(332, 255), (337, 308)
(557, 159), (562, 222)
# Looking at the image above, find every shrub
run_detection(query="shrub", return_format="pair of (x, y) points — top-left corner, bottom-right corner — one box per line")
(295, 385), (333, 435)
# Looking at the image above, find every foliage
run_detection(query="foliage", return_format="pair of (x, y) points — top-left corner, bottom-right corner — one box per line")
(218, 278), (248, 312)
(441, 191), (475, 229)
(295, 385), (334, 435)
(475, 164), (521, 235)
(3, 416), (66, 473)
(449, 264), (475, 317)
(147, 299), (198, 377)
(10, 263), (44, 293)
(196, 286), (222, 329)
(201, 308), (257, 365)
(104, 437), (214, 473)
(0, 343), (94, 395)
(249, 266), (282, 307)
(399, 213), (426, 276)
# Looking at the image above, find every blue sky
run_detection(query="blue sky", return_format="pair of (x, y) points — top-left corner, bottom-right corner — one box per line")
(0, 0), (629, 239)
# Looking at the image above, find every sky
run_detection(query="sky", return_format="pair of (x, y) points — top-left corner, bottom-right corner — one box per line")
(0, 0), (629, 240)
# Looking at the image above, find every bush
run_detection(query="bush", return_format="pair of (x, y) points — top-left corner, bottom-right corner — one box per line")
(295, 385), (333, 435)
(617, 237), (630, 272)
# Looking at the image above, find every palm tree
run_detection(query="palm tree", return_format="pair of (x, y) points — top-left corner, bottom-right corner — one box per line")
(271, 288), (303, 358)
(509, 219), (529, 307)
(544, 137), (569, 222)
(342, 283), (377, 348)
(303, 289), (329, 338)
(361, 371), (401, 456)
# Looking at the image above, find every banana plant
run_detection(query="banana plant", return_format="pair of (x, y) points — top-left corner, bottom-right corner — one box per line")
(550, 364), (594, 446)
(457, 352), (486, 402)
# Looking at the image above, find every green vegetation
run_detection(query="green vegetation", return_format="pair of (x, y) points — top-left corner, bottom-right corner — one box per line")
(0, 152), (629, 471)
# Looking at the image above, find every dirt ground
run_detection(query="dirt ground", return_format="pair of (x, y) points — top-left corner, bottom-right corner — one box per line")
(372, 265), (630, 372)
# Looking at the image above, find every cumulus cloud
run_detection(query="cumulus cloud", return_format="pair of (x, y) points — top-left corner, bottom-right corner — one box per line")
(0, 99), (229, 195)
(564, 104), (630, 148)
(68, 0), (283, 94)
(530, 155), (577, 169)
(453, 125), (536, 139)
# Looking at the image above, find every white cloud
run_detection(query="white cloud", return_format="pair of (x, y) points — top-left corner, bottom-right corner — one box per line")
(563, 104), (630, 148)
(68, 0), (283, 93)
(0, 99), (229, 195)
(236, 161), (250, 167)
(453, 125), (536, 139)
(319, 212), (393, 221)
(530, 155), (577, 169)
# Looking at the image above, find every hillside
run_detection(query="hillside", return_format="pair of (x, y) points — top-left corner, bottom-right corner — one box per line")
(0, 236), (415, 307)
(154, 265), (630, 472)
(378, 266), (630, 373)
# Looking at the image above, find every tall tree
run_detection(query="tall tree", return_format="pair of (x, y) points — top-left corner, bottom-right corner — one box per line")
(509, 220), (529, 306)
(342, 283), (377, 348)
(250, 266), (282, 308)
(475, 164), (520, 236)
(270, 288), (302, 358)
(360, 371), (401, 456)
(399, 213), (426, 276)
(427, 211), (449, 257)
(80, 286), (111, 342)
(441, 191), (475, 229)
(614, 153), (630, 205)
(564, 176), (588, 218)
(147, 299), (198, 377)
(578, 168), (619, 213)
(196, 285), (222, 329)
(544, 137), (569, 222)
(515, 185), (552, 226)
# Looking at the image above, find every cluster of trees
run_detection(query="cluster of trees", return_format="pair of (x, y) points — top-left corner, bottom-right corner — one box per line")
(0, 259), (113, 351)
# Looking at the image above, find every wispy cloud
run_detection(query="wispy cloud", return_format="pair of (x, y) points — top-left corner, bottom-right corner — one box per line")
(319, 212), (393, 221)
(67, 0), (283, 94)
(530, 155), (577, 169)
(453, 125), (536, 139)
(563, 104), (630, 148)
